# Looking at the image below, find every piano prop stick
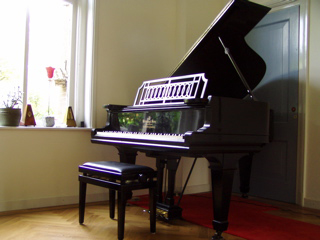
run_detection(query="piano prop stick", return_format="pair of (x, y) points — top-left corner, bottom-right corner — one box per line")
(91, 0), (271, 239)
(218, 36), (257, 101)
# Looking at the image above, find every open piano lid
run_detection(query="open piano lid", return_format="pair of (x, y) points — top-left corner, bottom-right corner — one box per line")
(171, 0), (271, 100)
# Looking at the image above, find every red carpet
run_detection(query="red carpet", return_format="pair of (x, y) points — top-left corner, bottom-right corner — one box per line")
(129, 192), (320, 240)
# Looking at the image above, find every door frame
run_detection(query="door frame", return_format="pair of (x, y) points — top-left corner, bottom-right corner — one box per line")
(261, 0), (309, 205)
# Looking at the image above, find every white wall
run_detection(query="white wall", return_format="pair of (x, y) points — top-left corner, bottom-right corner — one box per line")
(93, 0), (180, 128)
(0, 0), (209, 212)
(92, 0), (225, 196)
(1, 0), (320, 213)
(0, 128), (116, 211)
(303, 0), (320, 209)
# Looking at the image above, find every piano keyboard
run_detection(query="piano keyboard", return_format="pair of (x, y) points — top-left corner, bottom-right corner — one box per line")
(95, 131), (185, 142)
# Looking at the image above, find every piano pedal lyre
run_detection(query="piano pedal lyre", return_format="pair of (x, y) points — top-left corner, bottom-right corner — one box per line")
(156, 208), (169, 220)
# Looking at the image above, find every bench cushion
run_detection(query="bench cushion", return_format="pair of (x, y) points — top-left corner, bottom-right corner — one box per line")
(80, 161), (155, 175)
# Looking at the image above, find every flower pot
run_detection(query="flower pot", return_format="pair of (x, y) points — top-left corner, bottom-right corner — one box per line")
(44, 116), (55, 127)
(0, 108), (22, 126)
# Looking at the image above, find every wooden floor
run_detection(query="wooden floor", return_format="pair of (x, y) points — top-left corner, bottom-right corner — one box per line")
(0, 196), (319, 240)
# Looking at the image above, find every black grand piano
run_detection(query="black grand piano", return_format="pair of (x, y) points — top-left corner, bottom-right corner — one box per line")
(91, 0), (271, 239)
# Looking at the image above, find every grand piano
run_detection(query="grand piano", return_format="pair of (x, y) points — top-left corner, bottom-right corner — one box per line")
(91, 0), (271, 239)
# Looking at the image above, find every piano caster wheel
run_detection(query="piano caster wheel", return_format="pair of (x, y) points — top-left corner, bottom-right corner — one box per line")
(241, 193), (249, 199)
(212, 231), (224, 240)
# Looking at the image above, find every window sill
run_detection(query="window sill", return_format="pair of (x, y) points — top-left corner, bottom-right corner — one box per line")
(0, 126), (92, 131)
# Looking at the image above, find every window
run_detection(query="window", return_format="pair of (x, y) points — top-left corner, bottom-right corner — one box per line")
(0, 1), (26, 104)
(0, 0), (95, 127)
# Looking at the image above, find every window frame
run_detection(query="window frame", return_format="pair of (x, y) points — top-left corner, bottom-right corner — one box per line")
(21, 0), (95, 128)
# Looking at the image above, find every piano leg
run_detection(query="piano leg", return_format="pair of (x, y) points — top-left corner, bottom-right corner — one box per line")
(238, 154), (253, 198)
(156, 158), (165, 203)
(117, 147), (138, 201)
(117, 147), (137, 164)
(166, 159), (180, 206)
(207, 157), (235, 240)
(155, 157), (182, 220)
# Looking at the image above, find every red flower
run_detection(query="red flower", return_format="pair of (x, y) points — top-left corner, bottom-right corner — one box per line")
(46, 67), (55, 78)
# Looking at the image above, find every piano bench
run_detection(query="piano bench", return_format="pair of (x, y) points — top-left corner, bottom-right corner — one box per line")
(78, 161), (157, 240)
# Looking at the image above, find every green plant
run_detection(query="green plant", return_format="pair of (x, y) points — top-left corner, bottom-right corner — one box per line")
(1, 86), (23, 108)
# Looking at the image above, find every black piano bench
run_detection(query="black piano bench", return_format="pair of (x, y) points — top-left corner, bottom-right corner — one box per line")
(78, 161), (157, 240)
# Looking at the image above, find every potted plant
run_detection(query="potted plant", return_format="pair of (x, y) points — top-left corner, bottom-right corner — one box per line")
(0, 86), (23, 126)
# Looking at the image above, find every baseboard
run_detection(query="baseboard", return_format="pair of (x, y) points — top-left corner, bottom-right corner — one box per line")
(0, 185), (212, 212)
(177, 184), (211, 195)
(0, 193), (108, 212)
(303, 197), (320, 210)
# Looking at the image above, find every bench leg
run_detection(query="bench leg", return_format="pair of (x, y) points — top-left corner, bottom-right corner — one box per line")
(79, 180), (87, 224)
(149, 186), (156, 233)
(118, 190), (127, 240)
(109, 189), (116, 219)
